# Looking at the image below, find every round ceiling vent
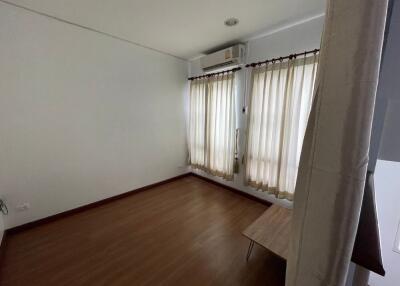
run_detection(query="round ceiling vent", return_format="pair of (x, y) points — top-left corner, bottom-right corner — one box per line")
(224, 17), (239, 27)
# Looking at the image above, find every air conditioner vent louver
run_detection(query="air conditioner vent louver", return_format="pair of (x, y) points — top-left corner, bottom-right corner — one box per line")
(202, 60), (236, 72)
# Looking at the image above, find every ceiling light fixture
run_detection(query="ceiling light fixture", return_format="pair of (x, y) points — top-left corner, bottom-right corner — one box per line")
(224, 17), (239, 27)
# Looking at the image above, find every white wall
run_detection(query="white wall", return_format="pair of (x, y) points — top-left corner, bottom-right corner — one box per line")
(369, 160), (400, 286)
(0, 215), (4, 244)
(0, 189), (3, 243)
(0, 3), (188, 229)
(188, 16), (324, 207)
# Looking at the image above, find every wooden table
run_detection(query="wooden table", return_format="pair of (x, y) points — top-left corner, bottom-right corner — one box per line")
(243, 196), (385, 278)
(242, 204), (292, 260)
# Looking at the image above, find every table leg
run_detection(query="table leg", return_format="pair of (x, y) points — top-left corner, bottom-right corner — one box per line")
(246, 240), (254, 261)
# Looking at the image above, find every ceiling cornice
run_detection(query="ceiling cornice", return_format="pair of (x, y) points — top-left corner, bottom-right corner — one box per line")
(244, 12), (325, 42)
(0, 0), (188, 61)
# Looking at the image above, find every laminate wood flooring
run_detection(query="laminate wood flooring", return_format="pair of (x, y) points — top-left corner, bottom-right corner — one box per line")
(0, 176), (286, 286)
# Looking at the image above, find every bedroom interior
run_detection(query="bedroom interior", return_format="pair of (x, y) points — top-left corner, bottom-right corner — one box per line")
(0, 0), (399, 285)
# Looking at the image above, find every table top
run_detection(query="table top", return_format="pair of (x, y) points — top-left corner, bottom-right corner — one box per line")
(242, 204), (292, 260)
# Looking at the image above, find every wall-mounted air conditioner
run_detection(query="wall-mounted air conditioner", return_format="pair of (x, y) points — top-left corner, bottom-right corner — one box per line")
(200, 44), (245, 72)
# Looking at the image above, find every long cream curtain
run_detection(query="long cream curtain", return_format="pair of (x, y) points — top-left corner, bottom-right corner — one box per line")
(188, 73), (236, 179)
(286, 0), (388, 285)
(245, 55), (318, 200)
(188, 78), (207, 167)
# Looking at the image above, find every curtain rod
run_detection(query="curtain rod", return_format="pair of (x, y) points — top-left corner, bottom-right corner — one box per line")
(245, 48), (320, 68)
(188, 67), (242, 81)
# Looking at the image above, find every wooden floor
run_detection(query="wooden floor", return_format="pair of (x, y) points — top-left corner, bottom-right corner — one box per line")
(0, 176), (286, 286)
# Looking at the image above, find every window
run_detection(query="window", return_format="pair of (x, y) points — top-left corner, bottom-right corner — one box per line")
(188, 73), (236, 179)
(244, 54), (318, 200)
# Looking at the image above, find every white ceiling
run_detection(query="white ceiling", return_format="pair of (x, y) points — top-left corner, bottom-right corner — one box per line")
(5, 0), (326, 60)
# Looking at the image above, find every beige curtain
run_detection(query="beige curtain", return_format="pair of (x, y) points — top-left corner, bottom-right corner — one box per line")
(188, 73), (236, 179)
(245, 55), (318, 200)
(286, 0), (388, 285)
(188, 78), (207, 167)
(205, 74), (236, 179)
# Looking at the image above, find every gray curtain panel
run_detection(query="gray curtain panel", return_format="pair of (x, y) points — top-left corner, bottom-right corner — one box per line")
(286, 0), (388, 285)
(348, 0), (396, 282)
(351, 172), (385, 276)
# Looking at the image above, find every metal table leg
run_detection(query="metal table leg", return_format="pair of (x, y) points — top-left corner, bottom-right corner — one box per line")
(246, 240), (255, 261)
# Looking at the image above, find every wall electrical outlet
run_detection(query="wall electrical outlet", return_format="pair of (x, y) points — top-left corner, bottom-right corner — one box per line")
(16, 202), (30, 212)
